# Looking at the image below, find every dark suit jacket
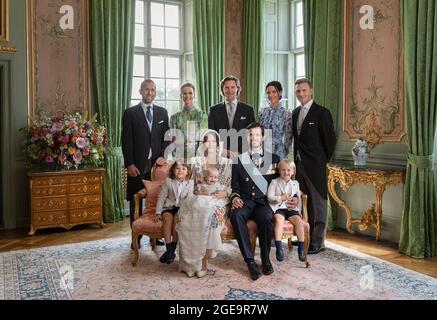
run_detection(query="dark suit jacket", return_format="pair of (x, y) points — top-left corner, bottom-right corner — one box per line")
(231, 152), (280, 202)
(208, 101), (256, 153)
(122, 103), (170, 200)
(292, 102), (336, 199)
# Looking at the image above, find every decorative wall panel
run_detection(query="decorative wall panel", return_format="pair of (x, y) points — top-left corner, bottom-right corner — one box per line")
(27, 0), (90, 118)
(343, 0), (405, 143)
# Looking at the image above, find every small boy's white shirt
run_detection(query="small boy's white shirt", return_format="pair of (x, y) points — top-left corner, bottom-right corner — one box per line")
(267, 177), (301, 212)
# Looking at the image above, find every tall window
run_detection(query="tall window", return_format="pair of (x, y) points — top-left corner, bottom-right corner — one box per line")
(132, 0), (193, 116)
(264, 0), (305, 110)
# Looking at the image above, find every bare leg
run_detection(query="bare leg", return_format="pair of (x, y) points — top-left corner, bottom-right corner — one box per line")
(289, 216), (304, 241)
(273, 214), (285, 241)
(202, 249), (212, 270)
(171, 214), (178, 243)
(161, 213), (174, 244)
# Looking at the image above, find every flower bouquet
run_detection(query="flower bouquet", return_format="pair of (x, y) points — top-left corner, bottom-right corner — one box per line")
(21, 112), (106, 169)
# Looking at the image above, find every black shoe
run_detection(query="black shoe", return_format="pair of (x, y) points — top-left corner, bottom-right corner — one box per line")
(308, 245), (325, 255)
(298, 249), (306, 262)
(262, 261), (274, 275)
(247, 261), (262, 280)
(159, 251), (168, 263)
(166, 251), (176, 264)
(276, 246), (284, 262)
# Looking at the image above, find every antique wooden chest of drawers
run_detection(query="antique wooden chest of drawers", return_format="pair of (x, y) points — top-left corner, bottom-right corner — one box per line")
(28, 168), (104, 235)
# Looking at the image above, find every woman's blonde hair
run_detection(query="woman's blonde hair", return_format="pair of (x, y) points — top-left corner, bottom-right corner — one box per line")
(278, 159), (296, 179)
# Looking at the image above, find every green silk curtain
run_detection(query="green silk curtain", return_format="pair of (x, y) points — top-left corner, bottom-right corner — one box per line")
(193, 0), (225, 112)
(399, 0), (437, 258)
(243, 0), (265, 114)
(90, 0), (135, 223)
(303, 0), (342, 229)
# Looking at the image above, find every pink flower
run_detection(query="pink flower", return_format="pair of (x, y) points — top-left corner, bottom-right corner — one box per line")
(82, 148), (90, 156)
(68, 120), (77, 128)
(76, 137), (88, 149)
(58, 154), (67, 162)
(73, 151), (83, 163)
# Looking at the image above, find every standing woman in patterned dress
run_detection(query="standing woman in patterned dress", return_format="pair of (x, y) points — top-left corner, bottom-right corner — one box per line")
(259, 81), (293, 159)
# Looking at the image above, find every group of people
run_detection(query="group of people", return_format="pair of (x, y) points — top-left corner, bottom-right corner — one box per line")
(121, 75), (336, 281)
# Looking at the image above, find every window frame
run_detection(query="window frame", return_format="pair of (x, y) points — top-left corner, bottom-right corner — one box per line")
(263, 0), (305, 110)
(132, 0), (186, 115)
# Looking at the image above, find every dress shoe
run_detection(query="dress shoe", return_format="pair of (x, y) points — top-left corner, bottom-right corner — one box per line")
(196, 270), (208, 278)
(298, 249), (306, 262)
(166, 251), (176, 264)
(247, 261), (262, 280)
(308, 245), (325, 255)
(159, 251), (168, 263)
(276, 246), (284, 262)
(262, 261), (274, 275)
(185, 270), (196, 278)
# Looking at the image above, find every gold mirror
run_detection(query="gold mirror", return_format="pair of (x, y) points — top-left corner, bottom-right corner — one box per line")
(0, 0), (8, 42)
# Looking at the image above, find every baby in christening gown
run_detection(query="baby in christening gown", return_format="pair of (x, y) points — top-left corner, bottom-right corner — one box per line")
(194, 167), (229, 208)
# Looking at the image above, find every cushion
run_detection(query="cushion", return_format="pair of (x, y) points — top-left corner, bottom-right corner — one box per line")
(221, 218), (258, 239)
(152, 162), (171, 182)
(132, 215), (162, 235)
(142, 180), (164, 216)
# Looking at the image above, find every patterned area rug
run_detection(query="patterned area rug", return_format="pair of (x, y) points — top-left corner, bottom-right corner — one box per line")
(1, 237), (437, 300)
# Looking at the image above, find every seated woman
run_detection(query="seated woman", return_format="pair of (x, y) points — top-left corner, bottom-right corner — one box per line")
(176, 130), (232, 278)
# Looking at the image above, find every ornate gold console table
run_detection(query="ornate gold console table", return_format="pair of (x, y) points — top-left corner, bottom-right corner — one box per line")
(327, 162), (405, 241)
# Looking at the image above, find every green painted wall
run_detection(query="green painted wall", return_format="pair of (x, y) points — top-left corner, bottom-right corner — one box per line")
(0, 0), (28, 229)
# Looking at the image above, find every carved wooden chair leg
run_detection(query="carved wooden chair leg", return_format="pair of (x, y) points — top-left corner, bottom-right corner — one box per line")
(150, 237), (157, 251)
(304, 231), (311, 268)
(288, 237), (293, 251)
(132, 234), (140, 266)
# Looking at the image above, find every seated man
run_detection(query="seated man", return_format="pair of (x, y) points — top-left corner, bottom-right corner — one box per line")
(230, 122), (283, 280)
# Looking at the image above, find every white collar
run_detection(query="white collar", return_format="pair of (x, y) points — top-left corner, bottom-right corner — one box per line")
(141, 101), (154, 109)
(225, 99), (239, 106)
(301, 99), (313, 111)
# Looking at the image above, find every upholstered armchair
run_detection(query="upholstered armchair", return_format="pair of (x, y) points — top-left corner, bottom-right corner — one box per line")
(131, 163), (169, 267)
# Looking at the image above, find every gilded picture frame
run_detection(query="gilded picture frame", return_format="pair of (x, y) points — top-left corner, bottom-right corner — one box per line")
(343, 0), (405, 145)
(0, 0), (9, 42)
(26, 0), (91, 119)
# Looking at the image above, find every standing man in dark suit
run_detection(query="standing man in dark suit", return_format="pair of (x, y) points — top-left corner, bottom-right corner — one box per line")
(208, 75), (256, 157)
(230, 123), (281, 280)
(292, 78), (336, 254)
(122, 79), (170, 248)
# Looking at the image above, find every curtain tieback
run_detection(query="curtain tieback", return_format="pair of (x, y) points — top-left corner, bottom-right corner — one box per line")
(105, 147), (123, 157)
(407, 153), (433, 169)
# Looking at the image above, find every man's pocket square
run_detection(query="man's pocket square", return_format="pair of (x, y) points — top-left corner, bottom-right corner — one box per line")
(240, 117), (247, 120)
(309, 122), (315, 125)
(158, 120), (164, 124)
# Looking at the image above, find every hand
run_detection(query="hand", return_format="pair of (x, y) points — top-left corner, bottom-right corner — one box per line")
(281, 194), (289, 201)
(231, 197), (244, 210)
(153, 215), (162, 223)
(225, 149), (239, 159)
(212, 190), (228, 198)
(127, 165), (140, 177)
(286, 196), (298, 210)
(155, 157), (167, 166)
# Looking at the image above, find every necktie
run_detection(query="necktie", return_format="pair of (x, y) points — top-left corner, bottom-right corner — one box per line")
(146, 106), (153, 124)
(297, 107), (306, 135)
(252, 153), (261, 167)
(228, 102), (235, 127)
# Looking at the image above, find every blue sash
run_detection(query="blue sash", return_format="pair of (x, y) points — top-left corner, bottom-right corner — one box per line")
(239, 153), (268, 194)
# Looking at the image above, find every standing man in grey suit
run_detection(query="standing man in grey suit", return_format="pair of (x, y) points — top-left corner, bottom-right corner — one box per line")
(208, 75), (256, 157)
(292, 78), (336, 254)
(122, 79), (170, 248)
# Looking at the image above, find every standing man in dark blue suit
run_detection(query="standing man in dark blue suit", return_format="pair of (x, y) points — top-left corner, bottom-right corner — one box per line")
(208, 75), (256, 157)
(292, 78), (336, 254)
(230, 123), (281, 280)
(122, 79), (170, 248)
